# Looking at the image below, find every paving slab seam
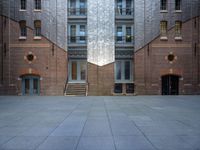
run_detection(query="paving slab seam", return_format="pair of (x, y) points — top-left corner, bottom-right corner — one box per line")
(34, 100), (84, 150)
(115, 101), (159, 150)
(103, 98), (117, 150)
(74, 101), (93, 150)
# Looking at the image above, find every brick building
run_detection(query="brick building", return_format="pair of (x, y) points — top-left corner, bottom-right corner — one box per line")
(0, 0), (199, 96)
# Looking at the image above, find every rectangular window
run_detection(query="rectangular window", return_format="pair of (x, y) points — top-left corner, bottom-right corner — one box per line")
(117, 0), (123, 15)
(21, 0), (26, 10)
(80, 0), (86, 15)
(19, 21), (27, 37)
(125, 61), (130, 80)
(160, 21), (167, 36)
(160, 0), (167, 10)
(116, 61), (122, 80)
(175, 0), (181, 10)
(35, 0), (41, 10)
(34, 20), (41, 36)
(115, 60), (132, 82)
(79, 25), (86, 43)
(114, 84), (123, 93)
(70, 25), (76, 43)
(126, 83), (134, 93)
(126, 27), (132, 42)
(175, 21), (182, 37)
(117, 26), (123, 42)
(126, 0), (132, 15)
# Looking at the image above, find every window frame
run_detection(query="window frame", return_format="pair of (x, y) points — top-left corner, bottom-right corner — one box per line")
(20, 0), (26, 10)
(175, 0), (181, 11)
(19, 20), (27, 37)
(34, 0), (41, 10)
(115, 60), (133, 83)
(34, 20), (41, 37)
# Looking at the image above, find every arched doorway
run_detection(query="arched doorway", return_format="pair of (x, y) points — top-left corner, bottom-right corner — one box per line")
(162, 75), (179, 95)
(21, 75), (40, 96)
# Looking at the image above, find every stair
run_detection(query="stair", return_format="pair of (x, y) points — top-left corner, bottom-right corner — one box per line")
(65, 83), (87, 96)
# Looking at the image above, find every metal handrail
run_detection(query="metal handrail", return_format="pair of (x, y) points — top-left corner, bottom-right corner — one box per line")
(68, 8), (87, 16)
(115, 8), (134, 16)
(115, 36), (134, 44)
(68, 36), (87, 44)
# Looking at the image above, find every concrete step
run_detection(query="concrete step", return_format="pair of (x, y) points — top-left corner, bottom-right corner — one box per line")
(65, 83), (87, 96)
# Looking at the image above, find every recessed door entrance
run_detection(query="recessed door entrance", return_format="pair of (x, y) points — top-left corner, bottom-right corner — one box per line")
(69, 60), (86, 82)
(22, 76), (40, 95)
(162, 75), (179, 95)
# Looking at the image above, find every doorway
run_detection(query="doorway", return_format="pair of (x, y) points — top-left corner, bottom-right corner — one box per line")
(69, 60), (86, 82)
(22, 76), (40, 95)
(162, 75), (179, 95)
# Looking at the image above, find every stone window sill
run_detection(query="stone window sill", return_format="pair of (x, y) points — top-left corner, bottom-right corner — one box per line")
(175, 10), (182, 13)
(19, 9), (27, 12)
(160, 10), (168, 13)
(175, 36), (182, 41)
(34, 36), (42, 40)
(160, 36), (168, 41)
(34, 9), (42, 12)
(19, 36), (27, 40)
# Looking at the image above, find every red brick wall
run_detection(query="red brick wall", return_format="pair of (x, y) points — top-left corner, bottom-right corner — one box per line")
(87, 62), (114, 96)
(0, 16), (67, 95)
(135, 17), (200, 95)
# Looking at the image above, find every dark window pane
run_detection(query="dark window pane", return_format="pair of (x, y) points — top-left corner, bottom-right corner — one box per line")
(116, 61), (122, 80)
(160, 0), (167, 10)
(126, 83), (134, 93)
(35, 0), (41, 10)
(25, 79), (30, 94)
(114, 84), (122, 93)
(175, 0), (181, 10)
(21, 0), (26, 10)
(125, 61), (130, 80)
(33, 79), (39, 94)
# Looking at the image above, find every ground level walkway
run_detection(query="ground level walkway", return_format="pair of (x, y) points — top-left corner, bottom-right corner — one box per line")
(0, 96), (199, 150)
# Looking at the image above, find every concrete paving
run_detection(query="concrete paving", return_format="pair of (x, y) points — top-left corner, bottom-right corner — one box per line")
(0, 96), (199, 150)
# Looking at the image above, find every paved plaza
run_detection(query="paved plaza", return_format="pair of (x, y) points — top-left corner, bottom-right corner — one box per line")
(0, 96), (199, 150)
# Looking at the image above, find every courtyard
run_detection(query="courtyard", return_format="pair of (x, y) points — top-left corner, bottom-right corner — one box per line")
(0, 96), (199, 150)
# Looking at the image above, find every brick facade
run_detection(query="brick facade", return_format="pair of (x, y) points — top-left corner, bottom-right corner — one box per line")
(0, 16), (67, 95)
(135, 17), (200, 95)
(87, 62), (114, 96)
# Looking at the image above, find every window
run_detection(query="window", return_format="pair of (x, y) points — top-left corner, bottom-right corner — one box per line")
(20, 0), (26, 10)
(126, 0), (132, 15)
(80, 0), (86, 15)
(175, 0), (181, 10)
(116, 26), (123, 42)
(19, 20), (27, 37)
(116, 0), (123, 15)
(79, 25), (86, 43)
(175, 21), (182, 37)
(126, 27), (132, 42)
(160, 21), (167, 36)
(160, 0), (167, 10)
(116, 25), (133, 43)
(114, 84), (123, 93)
(34, 20), (41, 37)
(35, 0), (41, 10)
(126, 83), (134, 93)
(115, 60), (132, 82)
(69, 24), (86, 43)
